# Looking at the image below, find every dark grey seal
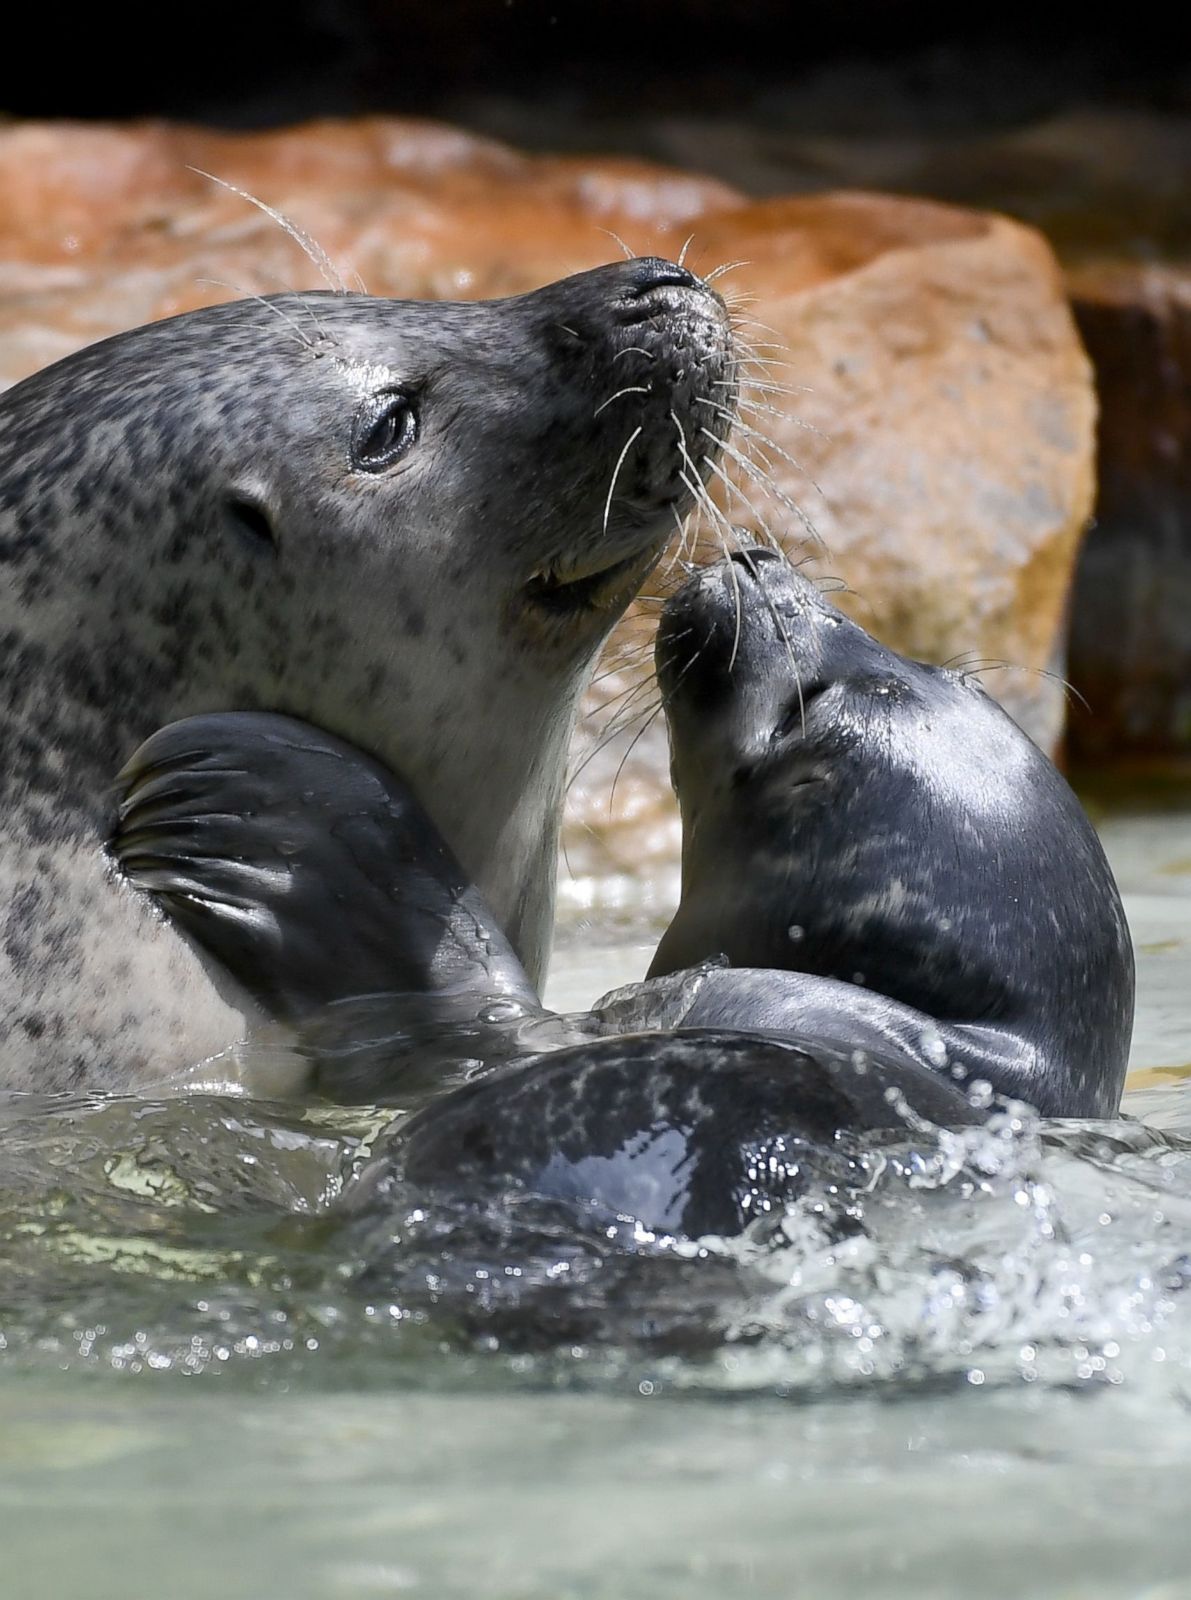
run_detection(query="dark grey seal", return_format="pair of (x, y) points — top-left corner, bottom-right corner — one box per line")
(0, 259), (736, 1089)
(650, 548), (1135, 1119)
(352, 1031), (983, 1240)
(110, 545), (1134, 1232)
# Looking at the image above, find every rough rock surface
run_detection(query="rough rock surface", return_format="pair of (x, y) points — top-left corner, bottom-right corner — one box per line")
(0, 119), (1097, 913)
(470, 102), (1191, 763)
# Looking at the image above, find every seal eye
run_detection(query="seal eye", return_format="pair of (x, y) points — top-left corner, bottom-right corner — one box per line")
(352, 391), (418, 473)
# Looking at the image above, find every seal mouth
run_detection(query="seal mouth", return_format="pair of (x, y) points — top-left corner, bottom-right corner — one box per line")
(525, 547), (657, 615)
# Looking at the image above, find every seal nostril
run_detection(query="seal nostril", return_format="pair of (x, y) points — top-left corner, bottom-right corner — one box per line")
(625, 258), (701, 298)
(729, 546), (782, 572)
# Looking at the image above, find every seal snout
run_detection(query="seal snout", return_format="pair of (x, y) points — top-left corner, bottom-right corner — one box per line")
(728, 544), (785, 573)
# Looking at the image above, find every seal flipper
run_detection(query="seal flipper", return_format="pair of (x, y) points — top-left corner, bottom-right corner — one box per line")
(111, 712), (539, 1026)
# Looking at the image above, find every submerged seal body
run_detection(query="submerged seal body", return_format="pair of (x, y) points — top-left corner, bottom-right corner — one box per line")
(0, 260), (735, 1089)
(652, 549), (1135, 1118)
(354, 1031), (982, 1240)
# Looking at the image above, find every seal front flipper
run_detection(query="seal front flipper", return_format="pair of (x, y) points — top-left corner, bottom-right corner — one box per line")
(111, 711), (539, 1027)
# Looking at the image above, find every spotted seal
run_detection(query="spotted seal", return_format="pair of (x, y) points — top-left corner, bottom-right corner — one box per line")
(0, 259), (735, 1090)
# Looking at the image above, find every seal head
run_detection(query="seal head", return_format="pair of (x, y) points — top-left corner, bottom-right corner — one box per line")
(0, 260), (735, 1087)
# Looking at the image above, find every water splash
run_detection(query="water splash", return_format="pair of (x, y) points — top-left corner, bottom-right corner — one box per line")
(0, 1080), (1188, 1405)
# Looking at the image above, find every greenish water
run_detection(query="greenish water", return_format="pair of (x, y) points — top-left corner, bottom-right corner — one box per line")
(0, 798), (1189, 1599)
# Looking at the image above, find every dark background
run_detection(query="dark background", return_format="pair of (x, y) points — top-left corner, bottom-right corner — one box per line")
(1, 3), (1179, 134)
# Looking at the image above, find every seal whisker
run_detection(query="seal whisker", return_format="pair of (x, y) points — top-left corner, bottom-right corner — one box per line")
(704, 260), (751, 284)
(660, 500), (701, 581)
(602, 426), (644, 539)
(193, 279), (317, 354)
(566, 687), (663, 791)
(579, 591), (714, 787)
(708, 419), (830, 506)
(714, 523), (746, 672)
(677, 233), (697, 268)
(736, 351), (801, 377)
(695, 452), (795, 559)
(942, 650), (987, 671)
(670, 410), (724, 531)
(604, 670), (666, 728)
(598, 227), (637, 261)
(612, 346), (657, 364)
(728, 394), (826, 440)
(701, 428), (825, 549)
(675, 457), (733, 553)
(187, 167), (348, 295)
(589, 669), (665, 718)
(672, 426), (776, 566)
(593, 386), (652, 419)
(720, 394), (794, 423)
(958, 660), (1091, 712)
(659, 505), (686, 580)
(589, 647), (656, 689)
(735, 337), (794, 357)
(717, 377), (815, 399)
(609, 698), (669, 811)
(730, 316), (793, 346)
(699, 396), (826, 450)
(570, 621), (712, 797)
(699, 402), (828, 479)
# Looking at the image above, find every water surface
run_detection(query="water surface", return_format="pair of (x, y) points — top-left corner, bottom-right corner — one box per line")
(1, 796), (1189, 1598)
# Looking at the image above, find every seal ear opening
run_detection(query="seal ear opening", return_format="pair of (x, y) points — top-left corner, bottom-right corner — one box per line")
(224, 491), (278, 554)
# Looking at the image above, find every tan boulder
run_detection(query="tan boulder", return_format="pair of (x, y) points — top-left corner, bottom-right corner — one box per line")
(605, 106), (1191, 766)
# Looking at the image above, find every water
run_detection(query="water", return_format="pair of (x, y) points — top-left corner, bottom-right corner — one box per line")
(1, 796), (1189, 1598)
